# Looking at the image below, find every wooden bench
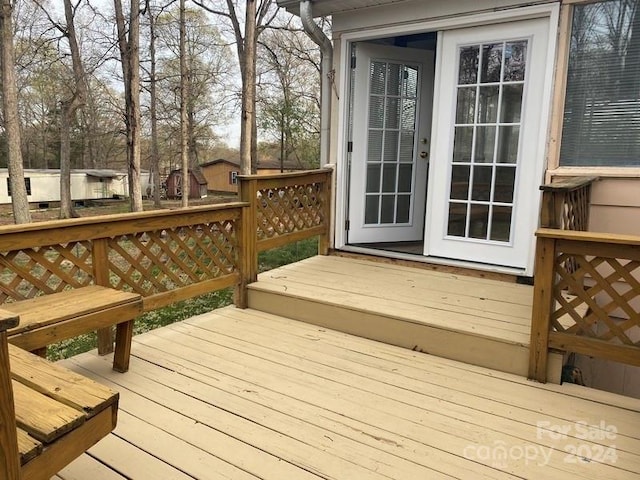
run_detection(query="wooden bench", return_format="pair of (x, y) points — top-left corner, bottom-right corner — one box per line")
(5, 286), (143, 372)
(1, 311), (119, 480)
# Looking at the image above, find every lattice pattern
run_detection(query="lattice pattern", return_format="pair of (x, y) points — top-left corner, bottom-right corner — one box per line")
(551, 252), (640, 347)
(0, 242), (93, 303)
(107, 220), (239, 296)
(256, 183), (326, 240)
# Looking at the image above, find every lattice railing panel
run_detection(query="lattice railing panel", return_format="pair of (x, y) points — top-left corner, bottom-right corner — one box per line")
(106, 220), (239, 297)
(561, 187), (590, 231)
(550, 253), (640, 346)
(256, 182), (327, 241)
(0, 242), (93, 303)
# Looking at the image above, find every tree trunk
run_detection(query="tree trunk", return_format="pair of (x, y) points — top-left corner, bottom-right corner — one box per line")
(0, 0), (31, 224)
(179, 0), (189, 207)
(240, 0), (257, 175)
(114, 0), (143, 212)
(59, 0), (88, 219)
(147, 0), (161, 208)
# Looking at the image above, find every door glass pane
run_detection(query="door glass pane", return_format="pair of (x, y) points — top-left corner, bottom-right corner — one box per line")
(448, 203), (467, 236)
(403, 67), (418, 97)
(365, 196), (379, 224)
(397, 195), (411, 223)
(501, 85), (523, 123)
(497, 126), (519, 164)
(384, 130), (399, 160)
(382, 164), (397, 192)
(368, 131), (383, 162)
(474, 126), (496, 163)
(469, 204), (490, 239)
(398, 164), (413, 192)
(369, 97), (384, 128)
(370, 61), (386, 94)
(387, 63), (402, 95)
(481, 44), (503, 83)
(494, 167), (516, 203)
(381, 196), (395, 223)
(385, 98), (400, 128)
(447, 39), (527, 242)
(366, 164), (381, 193)
(472, 166), (492, 201)
(456, 87), (476, 124)
(450, 165), (470, 200)
(490, 206), (512, 241)
(399, 132), (414, 162)
(458, 46), (479, 84)
(402, 101), (417, 129)
(453, 127), (473, 163)
(504, 41), (527, 81)
(478, 86), (499, 123)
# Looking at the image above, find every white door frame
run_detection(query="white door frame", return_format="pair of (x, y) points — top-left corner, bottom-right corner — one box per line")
(334, 4), (559, 274)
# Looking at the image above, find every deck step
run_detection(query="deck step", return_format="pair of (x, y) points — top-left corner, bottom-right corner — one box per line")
(248, 255), (563, 382)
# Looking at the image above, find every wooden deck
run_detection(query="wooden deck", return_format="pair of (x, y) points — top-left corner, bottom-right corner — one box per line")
(248, 255), (565, 381)
(53, 306), (640, 479)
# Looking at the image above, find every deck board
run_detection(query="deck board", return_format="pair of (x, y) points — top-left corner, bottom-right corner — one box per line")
(247, 255), (571, 379)
(58, 306), (640, 479)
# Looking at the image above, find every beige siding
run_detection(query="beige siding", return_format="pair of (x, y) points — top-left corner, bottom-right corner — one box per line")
(589, 178), (640, 235)
(201, 163), (239, 193)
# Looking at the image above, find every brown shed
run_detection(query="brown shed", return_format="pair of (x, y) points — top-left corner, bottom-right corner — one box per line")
(165, 168), (208, 199)
(200, 159), (241, 194)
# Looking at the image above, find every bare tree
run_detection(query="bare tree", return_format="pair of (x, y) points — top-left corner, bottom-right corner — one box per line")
(193, 0), (278, 174)
(146, 0), (162, 207)
(1, 0), (30, 223)
(179, 0), (189, 206)
(114, 0), (144, 211)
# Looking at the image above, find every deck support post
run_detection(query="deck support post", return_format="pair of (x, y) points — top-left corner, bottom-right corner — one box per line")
(529, 235), (556, 383)
(318, 169), (331, 256)
(0, 311), (20, 480)
(236, 178), (258, 308)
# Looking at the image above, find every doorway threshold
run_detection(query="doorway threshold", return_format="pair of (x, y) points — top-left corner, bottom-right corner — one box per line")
(340, 244), (527, 278)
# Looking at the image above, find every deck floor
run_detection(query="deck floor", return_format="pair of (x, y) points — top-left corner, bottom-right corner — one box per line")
(55, 306), (640, 479)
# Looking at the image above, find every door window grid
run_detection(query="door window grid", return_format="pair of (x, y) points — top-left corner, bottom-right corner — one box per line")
(365, 60), (419, 225)
(448, 40), (527, 242)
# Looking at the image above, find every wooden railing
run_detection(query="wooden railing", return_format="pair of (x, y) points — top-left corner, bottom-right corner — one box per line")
(0, 169), (332, 350)
(539, 176), (597, 230)
(529, 228), (640, 382)
(237, 169), (332, 290)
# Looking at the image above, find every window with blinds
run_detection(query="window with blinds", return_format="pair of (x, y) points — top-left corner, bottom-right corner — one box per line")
(560, 0), (640, 167)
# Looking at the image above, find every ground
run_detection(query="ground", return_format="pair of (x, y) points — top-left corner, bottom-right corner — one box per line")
(0, 194), (237, 225)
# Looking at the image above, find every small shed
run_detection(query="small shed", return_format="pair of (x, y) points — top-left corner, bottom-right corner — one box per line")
(200, 159), (241, 194)
(165, 168), (208, 199)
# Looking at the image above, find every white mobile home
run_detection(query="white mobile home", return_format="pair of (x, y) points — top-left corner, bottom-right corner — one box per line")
(0, 169), (143, 206)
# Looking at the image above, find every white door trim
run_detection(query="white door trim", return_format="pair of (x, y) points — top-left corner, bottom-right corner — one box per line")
(334, 3), (560, 265)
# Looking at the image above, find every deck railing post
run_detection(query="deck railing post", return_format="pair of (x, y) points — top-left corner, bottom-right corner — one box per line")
(318, 170), (332, 256)
(0, 312), (20, 480)
(236, 177), (258, 308)
(92, 238), (114, 355)
(529, 234), (557, 383)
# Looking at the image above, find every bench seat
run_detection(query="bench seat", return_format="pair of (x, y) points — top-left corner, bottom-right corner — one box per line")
(8, 344), (118, 480)
(6, 286), (143, 372)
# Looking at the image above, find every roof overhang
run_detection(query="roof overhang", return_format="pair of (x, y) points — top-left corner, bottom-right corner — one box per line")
(277, 0), (409, 17)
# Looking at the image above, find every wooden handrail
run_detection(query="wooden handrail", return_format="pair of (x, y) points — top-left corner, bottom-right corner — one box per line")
(529, 227), (640, 382)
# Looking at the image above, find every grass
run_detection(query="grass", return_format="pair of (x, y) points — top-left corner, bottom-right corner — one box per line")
(46, 237), (319, 361)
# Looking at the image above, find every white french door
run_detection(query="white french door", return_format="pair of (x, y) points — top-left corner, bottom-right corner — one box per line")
(426, 18), (551, 269)
(348, 44), (434, 244)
